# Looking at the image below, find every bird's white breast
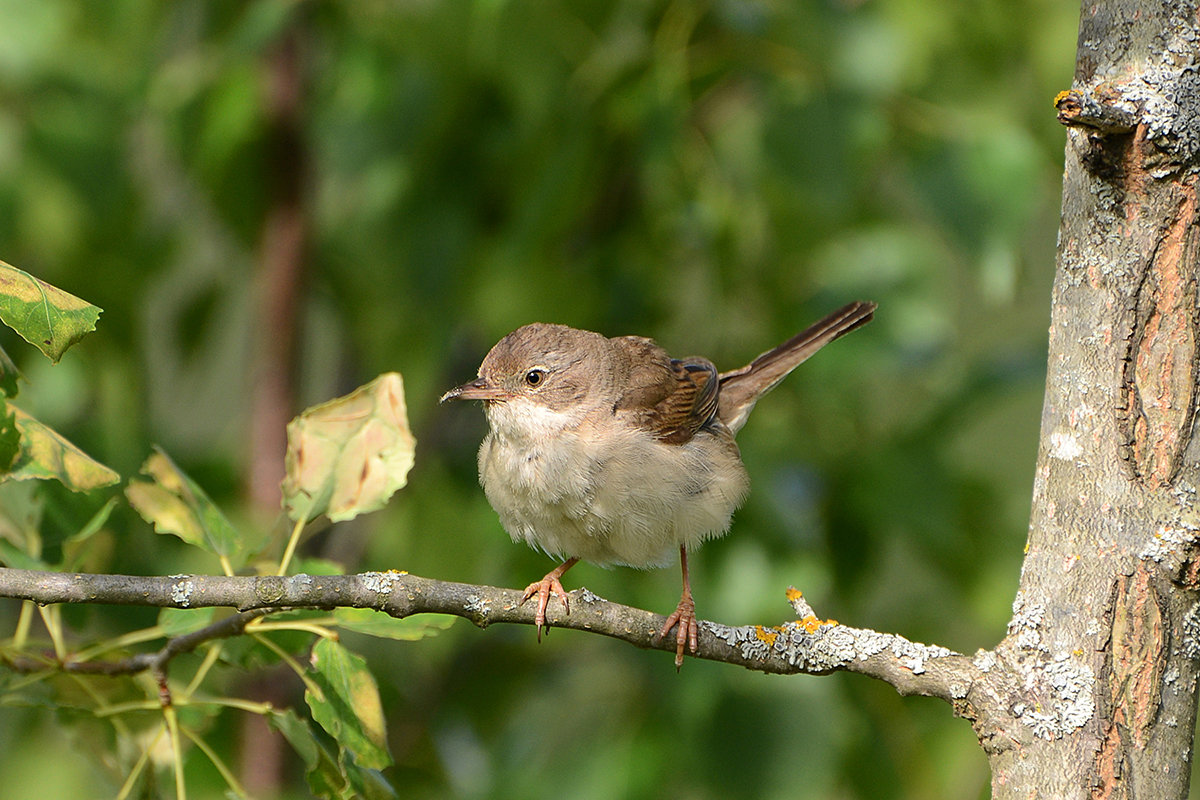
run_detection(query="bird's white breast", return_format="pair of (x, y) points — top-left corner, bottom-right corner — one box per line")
(478, 398), (750, 568)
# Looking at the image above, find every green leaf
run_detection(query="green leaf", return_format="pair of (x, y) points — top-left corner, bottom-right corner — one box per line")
(3, 404), (119, 491)
(157, 606), (220, 637)
(0, 480), (41, 564)
(282, 372), (416, 524)
(64, 496), (117, 546)
(341, 753), (397, 800)
(61, 496), (118, 569)
(0, 261), (101, 363)
(0, 344), (20, 397)
(125, 447), (241, 558)
(0, 396), (18, 473)
(269, 707), (396, 800)
(334, 607), (455, 641)
(0, 536), (46, 570)
(269, 709), (349, 800)
(291, 557), (347, 576)
(305, 638), (392, 770)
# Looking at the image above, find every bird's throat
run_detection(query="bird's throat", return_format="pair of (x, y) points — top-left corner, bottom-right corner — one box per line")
(484, 398), (582, 446)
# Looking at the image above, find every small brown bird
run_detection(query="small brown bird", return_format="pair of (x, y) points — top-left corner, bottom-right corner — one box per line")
(441, 301), (876, 666)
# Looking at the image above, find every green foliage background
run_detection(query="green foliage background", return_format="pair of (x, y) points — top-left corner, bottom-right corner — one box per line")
(0, 0), (1085, 797)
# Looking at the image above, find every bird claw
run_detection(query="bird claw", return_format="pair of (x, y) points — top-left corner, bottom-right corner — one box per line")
(655, 594), (699, 669)
(520, 574), (570, 642)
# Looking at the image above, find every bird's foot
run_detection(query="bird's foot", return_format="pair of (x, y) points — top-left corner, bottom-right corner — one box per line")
(655, 594), (698, 669)
(520, 573), (571, 642)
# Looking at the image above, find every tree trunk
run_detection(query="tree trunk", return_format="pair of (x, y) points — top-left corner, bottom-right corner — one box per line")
(988, 1), (1200, 796)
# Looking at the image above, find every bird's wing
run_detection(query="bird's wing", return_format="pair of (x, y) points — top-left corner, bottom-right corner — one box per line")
(612, 336), (720, 445)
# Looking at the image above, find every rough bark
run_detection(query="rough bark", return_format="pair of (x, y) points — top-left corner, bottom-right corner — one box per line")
(985, 2), (1200, 797)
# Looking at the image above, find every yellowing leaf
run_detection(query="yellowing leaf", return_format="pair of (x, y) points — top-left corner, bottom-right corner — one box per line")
(4, 404), (119, 491)
(0, 261), (101, 363)
(282, 373), (415, 524)
(126, 447), (241, 558)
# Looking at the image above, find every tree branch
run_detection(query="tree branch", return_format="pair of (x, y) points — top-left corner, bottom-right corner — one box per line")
(2, 608), (273, 678)
(0, 566), (1013, 740)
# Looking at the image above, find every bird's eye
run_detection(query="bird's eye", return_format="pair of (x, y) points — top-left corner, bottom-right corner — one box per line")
(524, 369), (545, 387)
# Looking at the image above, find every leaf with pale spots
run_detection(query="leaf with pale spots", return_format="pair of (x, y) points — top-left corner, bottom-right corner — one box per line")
(0, 261), (101, 363)
(282, 372), (416, 524)
(126, 447), (241, 558)
(305, 637), (392, 770)
(2, 403), (119, 491)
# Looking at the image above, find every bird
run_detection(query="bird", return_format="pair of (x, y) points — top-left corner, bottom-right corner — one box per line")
(440, 301), (876, 666)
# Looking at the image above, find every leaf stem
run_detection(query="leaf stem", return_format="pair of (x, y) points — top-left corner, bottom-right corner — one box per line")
(115, 721), (164, 800)
(38, 604), (65, 659)
(13, 599), (33, 648)
(183, 726), (247, 799)
(276, 517), (305, 575)
(183, 642), (224, 697)
(253, 631), (323, 699)
(164, 705), (187, 800)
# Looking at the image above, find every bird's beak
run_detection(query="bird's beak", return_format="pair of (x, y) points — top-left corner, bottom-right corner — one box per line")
(439, 377), (508, 404)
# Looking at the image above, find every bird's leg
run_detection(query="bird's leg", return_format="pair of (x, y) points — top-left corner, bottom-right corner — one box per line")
(520, 557), (580, 641)
(655, 545), (698, 668)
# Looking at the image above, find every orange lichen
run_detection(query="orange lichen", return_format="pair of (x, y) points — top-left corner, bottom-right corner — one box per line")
(1054, 90), (1082, 125)
(754, 626), (779, 646)
(798, 614), (839, 634)
(785, 587), (804, 602)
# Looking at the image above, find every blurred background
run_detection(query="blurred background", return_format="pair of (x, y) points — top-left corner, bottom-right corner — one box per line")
(0, 0), (1082, 797)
